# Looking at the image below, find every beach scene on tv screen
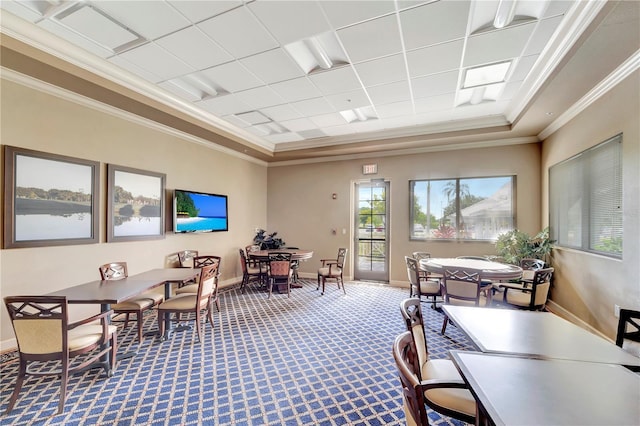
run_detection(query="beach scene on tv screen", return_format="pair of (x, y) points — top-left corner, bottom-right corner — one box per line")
(175, 191), (227, 232)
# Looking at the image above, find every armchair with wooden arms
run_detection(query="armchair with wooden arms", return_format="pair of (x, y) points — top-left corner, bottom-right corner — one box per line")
(441, 267), (488, 335)
(396, 298), (476, 425)
(497, 267), (554, 311)
(616, 308), (640, 359)
(405, 256), (441, 309)
(317, 248), (348, 295)
(175, 255), (222, 312)
(3, 296), (117, 414)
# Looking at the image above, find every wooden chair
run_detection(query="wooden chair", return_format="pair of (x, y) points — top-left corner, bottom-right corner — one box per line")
(520, 258), (546, 282)
(267, 252), (293, 298)
(175, 255), (222, 312)
(99, 262), (163, 342)
(406, 256), (441, 309)
(616, 308), (640, 358)
(440, 267), (487, 335)
(3, 296), (117, 414)
(157, 263), (218, 343)
(497, 267), (554, 311)
(396, 298), (476, 425)
(239, 248), (265, 293)
(317, 248), (348, 295)
(178, 249), (199, 268)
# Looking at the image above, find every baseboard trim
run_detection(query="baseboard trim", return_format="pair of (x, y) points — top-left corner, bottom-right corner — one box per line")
(545, 300), (610, 341)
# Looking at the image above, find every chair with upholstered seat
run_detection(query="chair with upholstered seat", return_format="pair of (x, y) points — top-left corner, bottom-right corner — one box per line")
(406, 256), (441, 309)
(616, 308), (640, 359)
(440, 267), (488, 335)
(396, 298), (476, 425)
(3, 296), (117, 414)
(519, 258), (546, 282)
(157, 263), (218, 343)
(317, 248), (348, 295)
(99, 262), (163, 342)
(175, 255), (222, 312)
(267, 252), (293, 298)
(497, 267), (554, 311)
(239, 248), (266, 293)
(178, 250), (199, 268)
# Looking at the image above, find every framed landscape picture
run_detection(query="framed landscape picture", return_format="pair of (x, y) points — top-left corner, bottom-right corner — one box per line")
(3, 146), (100, 248)
(107, 164), (165, 242)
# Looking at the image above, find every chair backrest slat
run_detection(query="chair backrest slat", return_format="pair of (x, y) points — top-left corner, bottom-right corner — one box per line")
(443, 267), (483, 306)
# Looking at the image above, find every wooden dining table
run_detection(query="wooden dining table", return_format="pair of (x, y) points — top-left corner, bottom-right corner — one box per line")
(450, 350), (640, 426)
(47, 268), (200, 361)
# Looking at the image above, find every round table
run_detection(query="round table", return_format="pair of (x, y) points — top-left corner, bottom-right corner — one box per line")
(250, 248), (314, 261)
(419, 258), (523, 281)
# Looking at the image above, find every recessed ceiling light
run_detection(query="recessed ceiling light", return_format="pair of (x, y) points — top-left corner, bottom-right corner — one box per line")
(285, 32), (349, 75)
(462, 61), (512, 89)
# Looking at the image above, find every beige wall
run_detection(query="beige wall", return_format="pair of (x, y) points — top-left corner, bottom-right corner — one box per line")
(0, 78), (268, 349)
(267, 143), (542, 284)
(541, 70), (640, 339)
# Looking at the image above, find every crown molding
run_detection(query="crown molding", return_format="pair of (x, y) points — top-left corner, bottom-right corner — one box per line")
(538, 50), (640, 140)
(1, 67), (268, 166)
(505, 0), (608, 124)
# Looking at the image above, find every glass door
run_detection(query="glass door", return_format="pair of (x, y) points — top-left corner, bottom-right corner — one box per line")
(354, 180), (389, 282)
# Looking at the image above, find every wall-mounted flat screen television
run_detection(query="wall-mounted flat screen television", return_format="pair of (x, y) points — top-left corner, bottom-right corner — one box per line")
(174, 189), (228, 233)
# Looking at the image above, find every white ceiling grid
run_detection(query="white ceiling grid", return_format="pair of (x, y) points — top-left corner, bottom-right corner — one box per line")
(1, 0), (576, 151)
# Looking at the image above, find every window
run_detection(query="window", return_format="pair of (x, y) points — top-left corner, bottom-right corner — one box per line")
(550, 134), (622, 257)
(410, 176), (515, 241)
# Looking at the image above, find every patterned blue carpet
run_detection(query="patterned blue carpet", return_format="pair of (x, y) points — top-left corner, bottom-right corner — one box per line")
(0, 279), (474, 425)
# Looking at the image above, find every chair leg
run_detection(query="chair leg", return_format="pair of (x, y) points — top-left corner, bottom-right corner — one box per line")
(109, 333), (117, 375)
(195, 309), (203, 343)
(441, 314), (449, 335)
(317, 274), (321, 290)
(137, 311), (144, 342)
(59, 359), (68, 414)
(158, 310), (165, 339)
(123, 313), (130, 329)
(6, 359), (27, 414)
(268, 278), (273, 299)
(321, 277), (326, 295)
(341, 277), (346, 295)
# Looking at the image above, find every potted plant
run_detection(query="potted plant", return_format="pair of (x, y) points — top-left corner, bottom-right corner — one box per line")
(495, 227), (555, 266)
(253, 229), (286, 250)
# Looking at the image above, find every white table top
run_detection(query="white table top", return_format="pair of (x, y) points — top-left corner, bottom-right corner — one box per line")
(420, 257), (523, 280)
(450, 351), (640, 426)
(443, 305), (640, 367)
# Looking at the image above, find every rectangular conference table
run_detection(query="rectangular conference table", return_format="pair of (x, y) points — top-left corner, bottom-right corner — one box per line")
(442, 305), (640, 368)
(450, 350), (640, 426)
(47, 268), (200, 360)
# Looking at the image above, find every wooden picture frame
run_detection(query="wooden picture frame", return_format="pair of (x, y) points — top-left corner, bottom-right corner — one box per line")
(3, 146), (100, 248)
(107, 164), (165, 242)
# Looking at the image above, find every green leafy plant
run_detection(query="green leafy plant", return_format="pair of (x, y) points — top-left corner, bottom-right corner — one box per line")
(253, 229), (286, 250)
(495, 227), (555, 265)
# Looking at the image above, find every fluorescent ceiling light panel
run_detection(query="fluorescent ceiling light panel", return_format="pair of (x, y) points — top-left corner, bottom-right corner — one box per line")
(256, 122), (289, 135)
(339, 106), (378, 123)
(494, 0), (517, 29)
(463, 61), (511, 89)
(54, 4), (144, 52)
(285, 32), (349, 74)
(235, 111), (271, 126)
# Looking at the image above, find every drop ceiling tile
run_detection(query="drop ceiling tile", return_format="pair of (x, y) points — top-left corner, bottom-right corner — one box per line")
(37, 20), (113, 58)
(221, 114), (250, 128)
(322, 124), (357, 137)
(199, 62), (263, 93)
(279, 117), (318, 132)
(510, 54), (539, 82)
(319, 1), (396, 30)
(543, 1), (574, 18)
(464, 22), (536, 67)
(1, 1), (43, 21)
(400, 1), (470, 50)
(159, 80), (202, 102)
(270, 77), (323, 103)
(234, 86), (285, 110)
(260, 104), (302, 122)
(309, 112), (348, 128)
(325, 89), (370, 111)
(367, 80), (411, 105)
(235, 110), (271, 125)
(407, 39), (464, 78)
(337, 14), (402, 63)
(118, 43), (194, 81)
(500, 81), (522, 101)
(155, 26), (233, 70)
(290, 97), (336, 116)
(92, 1), (190, 40)
(308, 67), (362, 95)
(375, 100), (415, 119)
(350, 119), (383, 133)
(248, 1), (331, 45)
(266, 132), (301, 143)
(523, 16), (563, 56)
(240, 48), (305, 84)
(411, 70), (459, 99)
(198, 94), (251, 116)
(108, 54), (163, 83)
(298, 129), (328, 139)
(167, 0), (242, 23)
(355, 54), (407, 87)
(198, 6), (278, 58)
(414, 93), (456, 113)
